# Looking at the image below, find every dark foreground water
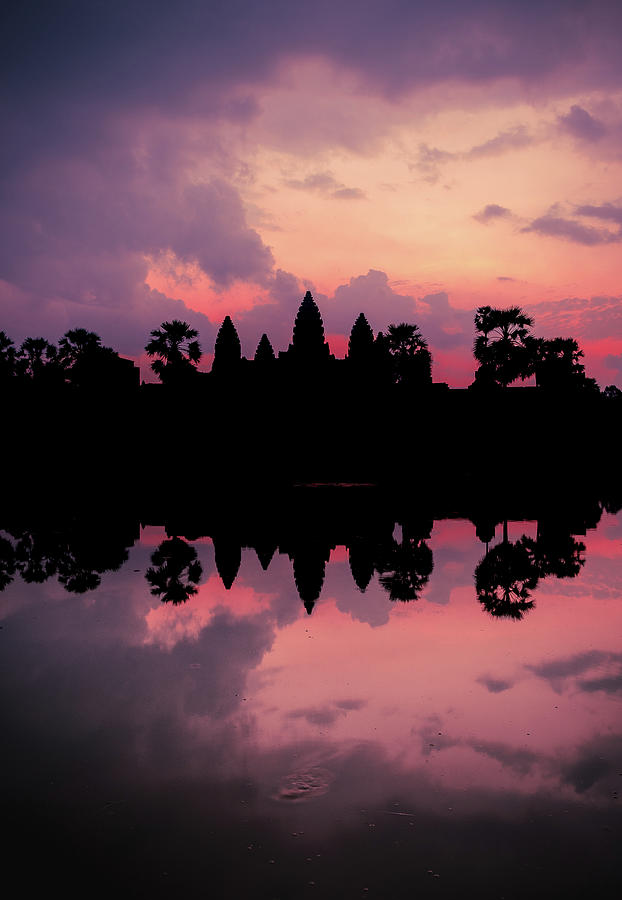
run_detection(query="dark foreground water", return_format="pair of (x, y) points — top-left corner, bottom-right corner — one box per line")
(2, 499), (622, 898)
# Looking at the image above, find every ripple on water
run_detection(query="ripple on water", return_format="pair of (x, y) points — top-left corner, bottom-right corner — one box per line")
(273, 767), (335, 802)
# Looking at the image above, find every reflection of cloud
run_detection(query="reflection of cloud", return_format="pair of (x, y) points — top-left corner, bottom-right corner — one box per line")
(467, 739), (540, 775)
(335, 698), (367, 711)
(528, 650), (609, 681)
(560, 733), (622, 794)
(477, 675), (514, 694)
(288, 706), (344, 726)
(420, 726), (542, 777)
(527, 650), (622, 694)
(287, 698), (367, 727)
(578, 672), (622, 694)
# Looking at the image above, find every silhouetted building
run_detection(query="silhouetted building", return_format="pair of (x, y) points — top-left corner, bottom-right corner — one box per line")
(286, 292), (331, 363)
(254, 333), (275, 364)
(212, 316), (242, 375)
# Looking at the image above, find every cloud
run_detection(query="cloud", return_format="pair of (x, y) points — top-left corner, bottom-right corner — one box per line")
(465, 126), (533, 158)
(497, 276), (517, 282)
(414, 127), (534, 181)
(576, 203), (622, 225)
(283, 170), (365, 200)
(9, 1), (622, 153)
(473, 204), (512, 224)
(332, 187), (366, 200)
(284, 171), (341, 192)
(558, 105), (607, 142)
(525, 295), (622, 343)
(521, 215), (622, 245)
(604, 353), (622, 375)
(412, 144), (454, 182)
(0, 124), (275, 357)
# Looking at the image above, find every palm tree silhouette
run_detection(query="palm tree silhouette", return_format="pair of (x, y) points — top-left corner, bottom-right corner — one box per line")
(146, 536), (203, 604)
(386, 323), (432, 386)
(145, 320), (201, 384)
(58, 328), (104, 364)
(18, 337), (59, 380)
(0, 331), (17, 380)
(473, 306), (534, 388)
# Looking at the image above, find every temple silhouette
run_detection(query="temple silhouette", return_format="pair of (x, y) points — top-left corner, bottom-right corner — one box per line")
(1, 293), (621, 490)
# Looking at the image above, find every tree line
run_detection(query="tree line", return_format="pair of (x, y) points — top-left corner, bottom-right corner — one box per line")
(1, 291), (621, 396)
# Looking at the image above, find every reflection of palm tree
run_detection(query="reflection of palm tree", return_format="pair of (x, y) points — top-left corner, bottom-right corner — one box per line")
(0, 536), (17, 591)
(12, 523), (130, 594)
(522, 528), (586, 580)
(146, 537), (203, 604)
(475, 523), (538, 619)
(145, 320), (201, 384)
(376, 534), (433, 602)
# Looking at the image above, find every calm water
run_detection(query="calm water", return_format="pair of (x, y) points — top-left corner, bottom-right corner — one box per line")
(2, 500), (622, 898)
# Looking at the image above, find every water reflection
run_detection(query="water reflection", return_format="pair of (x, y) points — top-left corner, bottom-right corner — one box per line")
(1, 486), (621, 897)
(0, 487), (609, 621)
(146, 536), (203, 604)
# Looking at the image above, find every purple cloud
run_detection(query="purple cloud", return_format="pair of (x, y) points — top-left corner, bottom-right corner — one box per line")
(332, 187), (366, 200)
(465, 126), (533, 158)
(414, 128), (534, 182)
(284, 171), (366, 200)
(284, 171), (341, 192)
(576, 203), (622, 225)
(604, 353), (622, 375)
(558, 105), (607, 141)
(521, 215), (622, 245)
(473, 204), (512, 224)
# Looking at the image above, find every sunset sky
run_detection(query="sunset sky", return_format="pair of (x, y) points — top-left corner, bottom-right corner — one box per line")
(2, 0), (622, 385)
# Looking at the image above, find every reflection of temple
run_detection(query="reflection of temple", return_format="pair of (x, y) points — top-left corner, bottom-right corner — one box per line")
(2, 483), (617, 623)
